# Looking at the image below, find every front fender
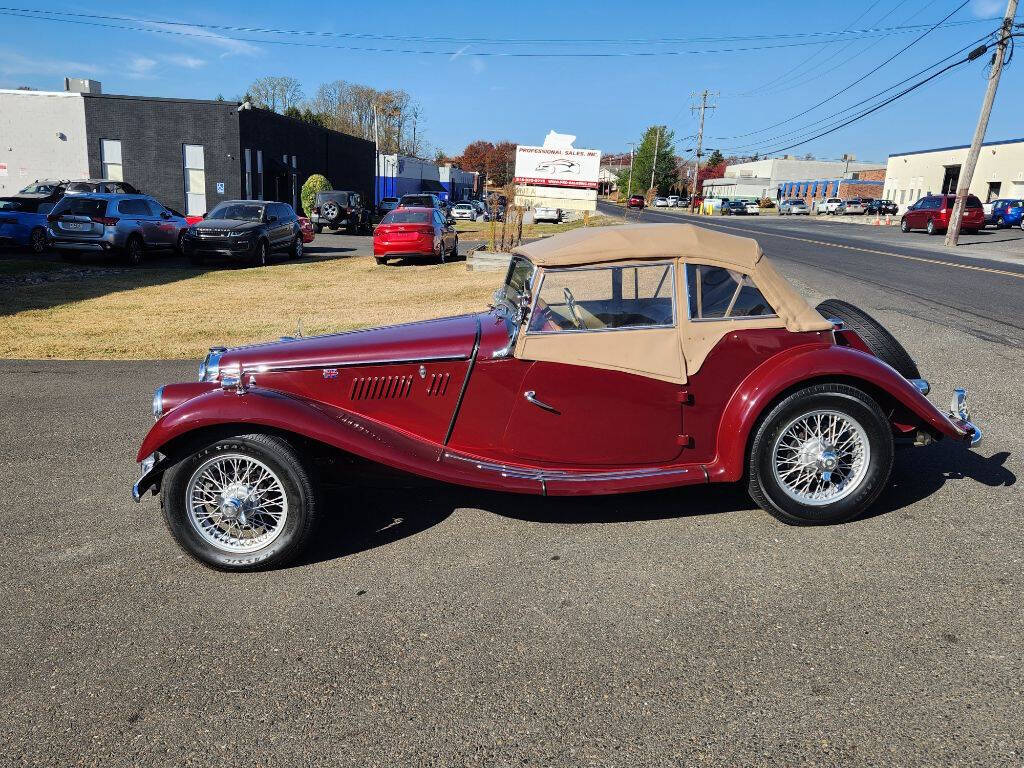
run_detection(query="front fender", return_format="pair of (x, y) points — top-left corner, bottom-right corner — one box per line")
(706, 344), (971, 483)
(136, 386), (542, 496)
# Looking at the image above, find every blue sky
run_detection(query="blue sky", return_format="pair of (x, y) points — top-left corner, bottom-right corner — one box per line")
(0, 0), (1018, 162)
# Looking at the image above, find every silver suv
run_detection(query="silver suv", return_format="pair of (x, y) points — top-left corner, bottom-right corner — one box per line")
(47, 194), (187, 265)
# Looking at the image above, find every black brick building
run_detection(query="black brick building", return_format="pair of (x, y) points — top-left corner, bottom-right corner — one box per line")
(77, 93), (373, 216)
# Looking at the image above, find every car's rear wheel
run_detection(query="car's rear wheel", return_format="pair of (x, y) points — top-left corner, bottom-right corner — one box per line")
(926, 218), (936, 235)
(748, 383), (893, 525)
(124, 235), (144, 266)
(29, 227), (46, 254)
(815, 298), (920, 379)
(161, 433), (319, 571)
(289, 234), (302, 259)
(997, 215), (1006, 228)
(375, 256), (387, 265)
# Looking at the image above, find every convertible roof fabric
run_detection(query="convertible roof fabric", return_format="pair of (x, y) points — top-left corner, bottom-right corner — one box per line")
(514, 222), (831, 335)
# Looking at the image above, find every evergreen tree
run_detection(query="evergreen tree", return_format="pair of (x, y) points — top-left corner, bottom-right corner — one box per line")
(616, 126), (679, 196)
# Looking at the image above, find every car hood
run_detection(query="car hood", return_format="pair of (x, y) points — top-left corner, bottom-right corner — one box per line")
(195, 219), (261, 231)
(217, 313), (484, 373)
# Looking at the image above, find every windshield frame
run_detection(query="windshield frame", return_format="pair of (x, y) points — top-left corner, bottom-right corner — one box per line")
(491, 256), (536, 357)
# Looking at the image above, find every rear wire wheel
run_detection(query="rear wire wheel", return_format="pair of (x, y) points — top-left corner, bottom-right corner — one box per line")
(748, 383), (894, 525)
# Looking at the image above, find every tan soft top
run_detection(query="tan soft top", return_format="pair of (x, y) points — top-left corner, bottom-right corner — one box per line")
(515, 222), (760, 269)
(514, 222), (830, 335)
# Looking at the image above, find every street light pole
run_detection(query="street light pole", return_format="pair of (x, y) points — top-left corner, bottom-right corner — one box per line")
(626, 142), (637, 198)
(945, 0), (1018, 247)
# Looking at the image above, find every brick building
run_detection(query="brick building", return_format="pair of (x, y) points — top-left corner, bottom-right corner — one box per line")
(779, 168), (887, 209)
(0, 80), (374, 216)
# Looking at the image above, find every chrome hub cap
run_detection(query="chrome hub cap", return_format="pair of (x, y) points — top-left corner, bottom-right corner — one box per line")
(186, 454), (288, 553)
(772, 410), (870, 506)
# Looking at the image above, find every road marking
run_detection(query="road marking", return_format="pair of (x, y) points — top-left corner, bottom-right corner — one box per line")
(630, 210), (1024, 281)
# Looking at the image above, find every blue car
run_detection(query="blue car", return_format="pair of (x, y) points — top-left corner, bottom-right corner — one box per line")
(989, 198), (1024, 228)
(0, 198), (54, 254)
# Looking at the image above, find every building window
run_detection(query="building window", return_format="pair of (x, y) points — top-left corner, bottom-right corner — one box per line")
(183, 144), (206, 216)
(244, 149), (252, 200)
(100, 139), (123, 181)
(256, 150), (264, 200)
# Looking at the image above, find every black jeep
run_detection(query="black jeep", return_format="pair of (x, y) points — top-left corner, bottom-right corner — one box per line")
(310, 190), (371, 234)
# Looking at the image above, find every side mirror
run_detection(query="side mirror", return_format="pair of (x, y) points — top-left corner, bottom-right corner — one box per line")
(447, 217), (456, 226)
(266, 214), (278, 223)
(160, 210), (172, 219)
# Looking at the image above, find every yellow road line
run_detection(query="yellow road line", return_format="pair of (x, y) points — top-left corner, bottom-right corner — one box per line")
(653, 212), (1024, 281)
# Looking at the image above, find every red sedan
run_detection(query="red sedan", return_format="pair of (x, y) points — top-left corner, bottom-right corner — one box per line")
(297, 216), (315, 244)
(373, 206), (457, 265)
(626, 195), (645, 209)
(900, 194), (985, 235)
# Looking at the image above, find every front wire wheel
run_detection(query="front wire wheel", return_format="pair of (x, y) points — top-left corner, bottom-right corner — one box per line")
(748, 384), (893, 525)
(162, 433), (319, 570)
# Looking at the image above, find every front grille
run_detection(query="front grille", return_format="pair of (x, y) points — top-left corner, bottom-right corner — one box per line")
(350, 375), (413, 401)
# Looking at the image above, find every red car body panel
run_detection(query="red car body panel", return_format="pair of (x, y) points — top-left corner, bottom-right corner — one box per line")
(298, 217), (315, 244)
(373, 206), (453, 258)
(138, 309), (972, 497)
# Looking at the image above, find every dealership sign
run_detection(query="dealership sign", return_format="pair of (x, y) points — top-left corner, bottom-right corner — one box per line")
(513, 146), (601, 190)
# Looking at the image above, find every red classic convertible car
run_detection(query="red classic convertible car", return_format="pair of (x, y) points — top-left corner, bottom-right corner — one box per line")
(134, 223), (980, 570)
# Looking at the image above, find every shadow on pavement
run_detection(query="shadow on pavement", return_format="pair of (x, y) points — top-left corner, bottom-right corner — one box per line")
(296, 442), (1015, 567)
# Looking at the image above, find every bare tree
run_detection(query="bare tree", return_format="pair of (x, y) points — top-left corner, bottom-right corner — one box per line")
(310, 80), (427, 155)
(248, 76), (305, 113)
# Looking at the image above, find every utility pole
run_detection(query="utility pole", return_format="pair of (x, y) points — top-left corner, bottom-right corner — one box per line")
(649, 127), (662, 195)
(945, 0), (1018, 247)
(626, 141), (637, 197)
(372, 102), (380, 205)
(690, 90), (718, 208)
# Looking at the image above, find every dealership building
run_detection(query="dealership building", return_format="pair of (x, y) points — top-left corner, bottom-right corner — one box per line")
(0, 79), (374, 216)
(883, 137), (1024, 207)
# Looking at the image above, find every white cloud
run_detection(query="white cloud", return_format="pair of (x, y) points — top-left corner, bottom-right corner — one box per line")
(127, 57), (157, 78)
(970, 0), (1004, 17)
(164, 54), (206, 69)
(140, 21), (261, 58)
(0, 47), (100, 78)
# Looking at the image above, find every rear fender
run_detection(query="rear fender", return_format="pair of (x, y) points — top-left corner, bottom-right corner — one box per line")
(706, 344), (970, 483)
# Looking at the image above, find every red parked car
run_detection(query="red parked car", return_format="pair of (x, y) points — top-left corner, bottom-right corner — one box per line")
(134, 223), (980, 570)
(627, 195), (645, 209)
(373, 206), (457, 265)
(298, 216), (315, 244)
(900, 194), (985, 235)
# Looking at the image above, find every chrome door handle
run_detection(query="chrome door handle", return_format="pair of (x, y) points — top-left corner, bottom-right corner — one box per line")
(524, 390), (560, 415)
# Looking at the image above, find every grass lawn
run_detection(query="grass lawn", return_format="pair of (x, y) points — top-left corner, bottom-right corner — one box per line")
(0, 253), (501, 360)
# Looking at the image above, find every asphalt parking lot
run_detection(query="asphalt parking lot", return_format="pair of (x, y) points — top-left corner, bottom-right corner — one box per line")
(1, 223), (1023, 765)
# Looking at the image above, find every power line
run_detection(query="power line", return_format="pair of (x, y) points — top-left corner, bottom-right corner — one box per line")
(716, 29), (996, 153)
(0, 6), (1000, 57)
(708, 0), (974, 140)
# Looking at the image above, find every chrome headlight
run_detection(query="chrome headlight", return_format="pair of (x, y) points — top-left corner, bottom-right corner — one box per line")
(228, 229), (252, 238)
(199, 347), (226, 382)
(152, 386), (165, 421)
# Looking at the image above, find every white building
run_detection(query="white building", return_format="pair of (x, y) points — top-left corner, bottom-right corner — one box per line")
(702, 156), (883, 199)
(883, 138), (1024, 208)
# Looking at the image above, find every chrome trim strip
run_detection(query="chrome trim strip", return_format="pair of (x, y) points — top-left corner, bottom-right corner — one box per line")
(443, 451), (691, 483)
(443, 316), (482, 446)
(241, 353), (470, 375)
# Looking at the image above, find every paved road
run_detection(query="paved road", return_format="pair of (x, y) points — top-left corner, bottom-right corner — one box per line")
(1, 219), (1022, 764)
(600, 202), (1024, 346)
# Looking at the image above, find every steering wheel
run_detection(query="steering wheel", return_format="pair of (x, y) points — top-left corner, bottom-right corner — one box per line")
(563, 287), (585, 329)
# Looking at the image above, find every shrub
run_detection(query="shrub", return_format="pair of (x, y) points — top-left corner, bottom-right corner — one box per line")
(300, 174), (332, 217)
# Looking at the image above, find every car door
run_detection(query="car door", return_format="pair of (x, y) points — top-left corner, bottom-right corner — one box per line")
(145, 198), (176, 248)
(268, 204), (289, 250)
(904, 199), (922, 227)
(117, 198), (151, 244)
(502, 262), (685, 467)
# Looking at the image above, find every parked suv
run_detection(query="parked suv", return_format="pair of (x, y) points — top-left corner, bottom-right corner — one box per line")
(866, 199), (898, 216)
(377, 196), (400, 218)
(46, 193), (187, 265)
(182, 200), (302, 266)
(398, 193), (443, 210)
(814, 197), (843, 215)
(311, 190), (370, 234)
(626, 194), (645, 209)
(900, 194), (985, 235)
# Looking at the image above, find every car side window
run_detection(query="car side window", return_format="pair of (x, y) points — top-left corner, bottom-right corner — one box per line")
(686, 264), (776, 321)
(117, 198), (149, 216)
(527, 263), (675, 333)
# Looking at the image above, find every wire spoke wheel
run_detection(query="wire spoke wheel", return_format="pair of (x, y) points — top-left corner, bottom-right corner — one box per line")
(185, 453), (289, 553)
(771, 409), (870, 506)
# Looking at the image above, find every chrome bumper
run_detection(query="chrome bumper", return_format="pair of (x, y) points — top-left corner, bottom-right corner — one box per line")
(132, 453), (161, 502)
(949, 388), (982, 447)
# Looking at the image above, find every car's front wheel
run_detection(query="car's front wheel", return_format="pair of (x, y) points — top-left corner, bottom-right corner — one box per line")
(161, 433), (319, 571)
(748, 383), (894, 525)
(900, 217), (910, 232)
(29, 226), (46, 254)
(253, 239), (269, 267)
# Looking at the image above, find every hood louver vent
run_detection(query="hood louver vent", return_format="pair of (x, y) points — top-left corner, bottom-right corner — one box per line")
(350, 375), (413, 401)
(426, 372), (451, 396)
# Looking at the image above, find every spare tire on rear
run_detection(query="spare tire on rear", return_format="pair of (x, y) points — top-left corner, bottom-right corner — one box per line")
(816, 298), (920, 380)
